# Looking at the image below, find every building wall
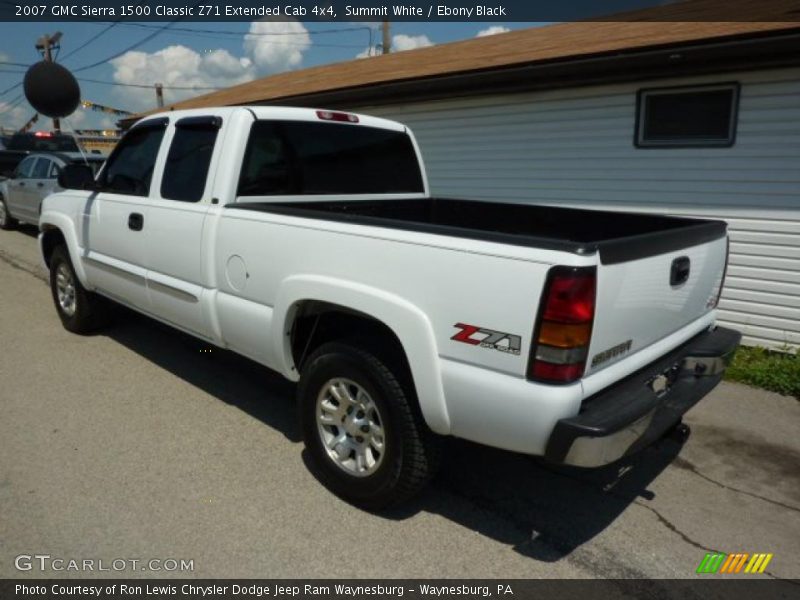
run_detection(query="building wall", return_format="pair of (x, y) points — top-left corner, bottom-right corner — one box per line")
(353, 67), (800, 350)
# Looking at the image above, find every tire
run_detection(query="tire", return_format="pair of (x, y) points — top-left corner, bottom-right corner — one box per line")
(49, 245), (108, 334)
(298, 341), (441, 510)
(0, 194), (17, 230)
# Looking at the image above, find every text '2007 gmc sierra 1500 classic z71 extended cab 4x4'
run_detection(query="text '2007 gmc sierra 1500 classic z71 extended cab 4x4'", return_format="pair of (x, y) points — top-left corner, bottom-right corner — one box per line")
(39, 106), (740, 509)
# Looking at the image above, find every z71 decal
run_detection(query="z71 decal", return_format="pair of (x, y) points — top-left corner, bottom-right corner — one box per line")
(451, 323), (522, 355)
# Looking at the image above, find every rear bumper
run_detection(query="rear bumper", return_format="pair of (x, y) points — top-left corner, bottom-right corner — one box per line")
(544, 326), (741, 467)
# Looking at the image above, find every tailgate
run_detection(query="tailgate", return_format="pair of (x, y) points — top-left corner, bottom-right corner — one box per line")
(585, 235), (728, 376)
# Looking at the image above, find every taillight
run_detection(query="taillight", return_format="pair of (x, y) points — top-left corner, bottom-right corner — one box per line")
(529, 267), (596, 384)
(316, 110), (359, 123)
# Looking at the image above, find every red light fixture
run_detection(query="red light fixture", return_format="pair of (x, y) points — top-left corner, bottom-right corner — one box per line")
(529, 267), (596, 384)
(316, 110), (359, 123)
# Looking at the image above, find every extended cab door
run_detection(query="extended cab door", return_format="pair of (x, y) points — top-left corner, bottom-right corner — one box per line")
(81, 119), (167, 309)
(143, 115), (223, 339)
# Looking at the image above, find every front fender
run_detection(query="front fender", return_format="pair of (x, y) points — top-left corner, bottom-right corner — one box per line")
(39, 211), (89, 287)
(273, 275), (450, 435)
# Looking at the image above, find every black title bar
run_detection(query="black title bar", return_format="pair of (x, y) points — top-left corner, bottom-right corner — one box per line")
(2, 0), (799, 22)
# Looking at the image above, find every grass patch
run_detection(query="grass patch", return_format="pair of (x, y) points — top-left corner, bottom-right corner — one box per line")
(725, 345), (800, 399)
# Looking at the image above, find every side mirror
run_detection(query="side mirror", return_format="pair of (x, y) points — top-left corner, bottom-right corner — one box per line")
(58, 164), (97, 191)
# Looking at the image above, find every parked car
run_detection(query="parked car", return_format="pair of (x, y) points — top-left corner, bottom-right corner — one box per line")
(0, 152), (105, 228)
(0, 131), (83, 178)
(40, 107), (740, 509)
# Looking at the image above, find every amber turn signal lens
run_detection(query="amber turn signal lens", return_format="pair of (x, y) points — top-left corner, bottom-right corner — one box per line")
(538, 321), (592, 348)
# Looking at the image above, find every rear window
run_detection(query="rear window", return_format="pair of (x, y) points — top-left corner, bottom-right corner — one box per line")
(238, 120), (424, 196)
(8, 134), (80, 152)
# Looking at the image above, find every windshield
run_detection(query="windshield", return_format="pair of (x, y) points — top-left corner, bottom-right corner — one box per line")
(8, 134), (80, 152)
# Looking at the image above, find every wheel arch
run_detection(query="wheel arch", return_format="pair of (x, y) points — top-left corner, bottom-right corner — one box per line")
(274, 275), (450, 435)
(39, 217), (89, 286)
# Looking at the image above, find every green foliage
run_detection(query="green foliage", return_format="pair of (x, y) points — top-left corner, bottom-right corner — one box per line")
(725, 344), (800, 399)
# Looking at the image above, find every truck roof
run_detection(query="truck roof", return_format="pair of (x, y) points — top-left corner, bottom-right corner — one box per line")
(134, 106), (407, 133)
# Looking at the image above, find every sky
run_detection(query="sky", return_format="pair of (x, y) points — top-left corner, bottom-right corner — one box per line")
(0, 20), (542, 133)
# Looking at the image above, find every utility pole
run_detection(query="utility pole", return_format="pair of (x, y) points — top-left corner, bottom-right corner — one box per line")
(381, 20), (391, 54)
(35, 31), (63, 132)
(154, 83), (164, 108)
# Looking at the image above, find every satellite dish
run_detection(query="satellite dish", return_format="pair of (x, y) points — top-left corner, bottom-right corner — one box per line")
(23, 61), (80, 118)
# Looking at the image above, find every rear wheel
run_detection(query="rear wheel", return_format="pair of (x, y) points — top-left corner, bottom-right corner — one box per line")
(0, 195), (17, 230)
(298, 341), (441, 510)
(49, 245), (108, 334)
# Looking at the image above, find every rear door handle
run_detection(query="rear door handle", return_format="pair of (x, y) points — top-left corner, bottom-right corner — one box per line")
(128, 212), (144, 231)
(37, 182), (44, 188)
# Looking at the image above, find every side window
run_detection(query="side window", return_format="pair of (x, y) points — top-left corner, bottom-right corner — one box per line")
(635, 83), (740, 148)
(31, 158), (50, 179)
(14, 156), (37, 179)
(48, 162), (61, 179)
(160, 118), (220, 202)
(99, 122), (166, 196)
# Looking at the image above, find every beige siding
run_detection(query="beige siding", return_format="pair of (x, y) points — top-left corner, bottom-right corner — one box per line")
(354, 67), (800, 350)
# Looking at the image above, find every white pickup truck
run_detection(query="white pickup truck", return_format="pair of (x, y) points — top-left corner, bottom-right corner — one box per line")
(40, 106), (740, 509)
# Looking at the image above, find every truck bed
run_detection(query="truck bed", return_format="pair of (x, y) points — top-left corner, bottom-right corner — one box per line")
(228, 198), (727, 264)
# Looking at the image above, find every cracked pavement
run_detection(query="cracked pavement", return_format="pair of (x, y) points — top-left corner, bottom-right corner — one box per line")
(0, 225), (798, 580)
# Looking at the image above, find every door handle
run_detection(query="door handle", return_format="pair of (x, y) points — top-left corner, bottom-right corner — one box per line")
(128, 212), (144, 231)
(670, 256), (691, 286)
(18, 182), (24, 187)
(37, 182), (44, 188)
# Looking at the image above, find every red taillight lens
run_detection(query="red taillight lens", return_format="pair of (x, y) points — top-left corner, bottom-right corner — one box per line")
(529, 267), (596, 384)
(316, 110), (359, 123)
(531, 361), (585, 382)
(542, 274), (595, 323)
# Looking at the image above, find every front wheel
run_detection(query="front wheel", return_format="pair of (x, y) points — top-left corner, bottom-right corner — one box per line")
(298, 341), (441, 510)
(49, 245), (108, 334)
(0, 195), (17, 230)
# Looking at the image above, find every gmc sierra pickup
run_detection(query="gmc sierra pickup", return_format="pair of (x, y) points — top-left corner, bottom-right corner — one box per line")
(38, 106), (740, 509)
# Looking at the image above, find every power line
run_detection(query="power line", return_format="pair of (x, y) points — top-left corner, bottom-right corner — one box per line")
(136, 29), (366, 48)
(71, 20), (182, 73)
(0, 60), (31, 68)
(0, 67), (220, 93)
(61, 0), (150, 62)
(0, 81), (21, 98)
(70, 1), (207, 73)
(77, 76), (221, 91)
(171, 31), (364, 47)
(112, 22), (373, 49)
(72, 20), (372, 38)
(62, 24), (367, 50)
(2, 93), (25, 112)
